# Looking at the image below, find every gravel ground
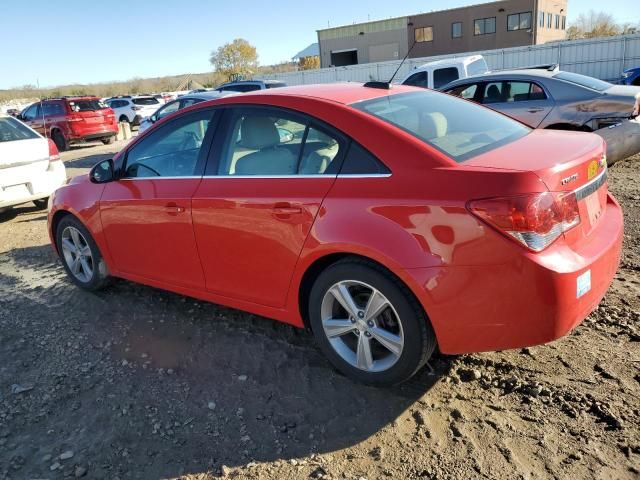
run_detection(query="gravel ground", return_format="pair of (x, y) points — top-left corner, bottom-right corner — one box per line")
(0, 143), (638, 480)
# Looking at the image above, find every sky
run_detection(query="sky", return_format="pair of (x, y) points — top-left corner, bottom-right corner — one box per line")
(1, 0), (637, 89)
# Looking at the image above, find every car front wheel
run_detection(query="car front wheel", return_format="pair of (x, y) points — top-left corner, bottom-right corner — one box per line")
(56, 215), (110, 291)
(309, 258), (436, 386)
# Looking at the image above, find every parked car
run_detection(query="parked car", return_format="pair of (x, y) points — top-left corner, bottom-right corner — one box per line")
(19, 97), (118, 151)
(0, 115), (66, 212)
(48, 83), (622, 386)
(215, 79), (286, 93)
(104, 95), (161, 125)
(6, 108), (20, 117)
(620, 66), (640, 86)
(441, 69), (640, 131)
(138, 91), (239, 134)
(400, 55), (489, 90)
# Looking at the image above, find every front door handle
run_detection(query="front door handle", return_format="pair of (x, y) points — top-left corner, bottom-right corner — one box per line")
(165, 202), (185, 214)
(527, 107), (544, 113)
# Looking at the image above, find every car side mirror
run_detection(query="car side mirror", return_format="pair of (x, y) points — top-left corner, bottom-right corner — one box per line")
(150, 114), (157, 123)
(90, 159), (115, 184)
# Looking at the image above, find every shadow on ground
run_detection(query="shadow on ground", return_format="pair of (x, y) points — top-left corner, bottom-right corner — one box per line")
(0, 245), (452, 479)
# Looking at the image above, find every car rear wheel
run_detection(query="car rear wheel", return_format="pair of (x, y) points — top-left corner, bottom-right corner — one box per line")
(101, 136), (115, 145)
(56, 216), (110, 291)
(32, 198), (48, 210)
(51, 129), (68, 152)
(119, 115), (129, 123)
(309, 258), (436, 386)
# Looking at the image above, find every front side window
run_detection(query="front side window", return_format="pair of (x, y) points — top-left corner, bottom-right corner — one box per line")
(124, 109), (215, 178)
(414, 26), (433, 42)
(218, 108), (341, 176)
(0, 117), (40, 142)
(403, 71), (429, 88)
(446, 84), (478, 100)
(507, 12), (532, 31)
(474, 17), (496, 35)
(452, 22), (462, 38)
(22, 104), (40, 121)
(433, 68), (459, 89)
(352, 91), (529, 163)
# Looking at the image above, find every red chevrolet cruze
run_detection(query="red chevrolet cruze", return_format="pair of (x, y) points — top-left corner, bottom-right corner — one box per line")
(48, 83), (623, 385)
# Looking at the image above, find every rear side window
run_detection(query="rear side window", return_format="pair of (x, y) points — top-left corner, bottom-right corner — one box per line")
(133, 97), (160, 106)
(0, 117), (40, 142)
(433, 67), (459, 89)
(265, 82), (286, 89)
(352, 90), (530, 163)
(340, 142), (390, 175)
(447, 84), (478, 100)
(68, 99), (106, 111)
(42, 102), (65, 116)
(466, 58), (488, 76)
(403, 71), (429, 88)
(553, 71), (611, 92)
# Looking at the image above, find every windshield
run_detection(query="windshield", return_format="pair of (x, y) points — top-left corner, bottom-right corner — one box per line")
(467, 58), (488, 76)
(352, 91), (530, 163)
(133, 97), (160, 105)
(69, 99), (107, 111)
(0, 117), (40, 142)
(553, 72), (611, 92)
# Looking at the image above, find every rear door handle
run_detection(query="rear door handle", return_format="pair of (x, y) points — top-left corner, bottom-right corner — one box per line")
(165, 202), (185, 214)
(272, 202), (302, 216)
(527, 107), (544, 113)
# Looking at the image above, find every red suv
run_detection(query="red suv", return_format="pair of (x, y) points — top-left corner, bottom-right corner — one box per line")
(19, 97), (118, 151)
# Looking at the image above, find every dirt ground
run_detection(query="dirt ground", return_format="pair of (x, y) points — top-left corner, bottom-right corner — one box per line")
(0, 141), (638, 480)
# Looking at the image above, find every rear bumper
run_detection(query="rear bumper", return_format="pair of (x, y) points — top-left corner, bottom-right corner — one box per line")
(411, 193), (623, 354)
(0, 162), (67, 209)
(69, 125), (118, 142)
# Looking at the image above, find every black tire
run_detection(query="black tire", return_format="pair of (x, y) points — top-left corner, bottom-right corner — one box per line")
(101, 136), (115, 145)
(308, 258), (436, 386)
(32, 198), (48, 210)
(51, 129), (68, 152)
(56, 215), (110, 291)
(119, 115), (129, 123)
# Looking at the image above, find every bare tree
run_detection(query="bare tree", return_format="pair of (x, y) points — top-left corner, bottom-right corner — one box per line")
(567, 10), (622, 40)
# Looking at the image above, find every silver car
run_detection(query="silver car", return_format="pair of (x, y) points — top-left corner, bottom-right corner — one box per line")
(441, 69), (640, 131)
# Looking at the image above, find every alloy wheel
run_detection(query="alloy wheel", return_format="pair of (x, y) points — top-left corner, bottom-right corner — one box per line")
(60, 226), (94, 283)
(321, 280), (404, 372)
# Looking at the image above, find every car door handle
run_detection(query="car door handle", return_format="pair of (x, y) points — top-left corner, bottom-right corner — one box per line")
(272, 202), (302, 216)
(527, 107), (545, 113)
(164, 202), (185, 214)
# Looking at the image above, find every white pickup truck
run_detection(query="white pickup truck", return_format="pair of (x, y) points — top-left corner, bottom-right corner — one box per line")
(400, 55), (489, 90)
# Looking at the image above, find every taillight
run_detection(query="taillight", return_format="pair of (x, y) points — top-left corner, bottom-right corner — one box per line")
(468, 192), (581, 252)
(47, 139), (60, 166)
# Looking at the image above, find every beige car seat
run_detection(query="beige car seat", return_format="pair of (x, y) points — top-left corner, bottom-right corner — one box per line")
(234, 117), (297, 175)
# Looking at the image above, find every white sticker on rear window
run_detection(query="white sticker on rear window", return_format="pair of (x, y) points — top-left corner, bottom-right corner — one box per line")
(577, 270), (591, 299)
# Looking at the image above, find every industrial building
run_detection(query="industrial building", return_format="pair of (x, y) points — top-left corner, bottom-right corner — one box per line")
(317, 0), (568, 67)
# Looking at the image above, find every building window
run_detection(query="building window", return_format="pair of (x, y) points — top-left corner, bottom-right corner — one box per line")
(474, 17), (496, 35)
(539, 11), (545, 28)
(547, 13), (552, 28)
(452, 22), (462, 38)
(561, 15), (566, 30)
(414, 26), (433, 43)
(555, 14), (560, 29)
(507, 12), (532, 31)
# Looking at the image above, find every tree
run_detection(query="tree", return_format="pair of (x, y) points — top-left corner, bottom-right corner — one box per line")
(209, 39), (258, 78)
(566, 10), (622, 40)
(298, 56), (320, 70)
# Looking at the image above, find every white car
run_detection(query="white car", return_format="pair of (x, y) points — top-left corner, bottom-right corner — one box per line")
(400, 55), (489, 90)
(104, 96), (161, 125)
(0, 115), (66, 212)
(138, 91), (240, 134)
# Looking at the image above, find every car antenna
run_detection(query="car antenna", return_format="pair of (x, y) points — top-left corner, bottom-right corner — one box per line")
(364, 39), (418, 90)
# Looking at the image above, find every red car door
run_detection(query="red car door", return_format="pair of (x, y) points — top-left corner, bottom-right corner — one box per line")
(192, 106), (346, 308)
(100, 108), (218, 289)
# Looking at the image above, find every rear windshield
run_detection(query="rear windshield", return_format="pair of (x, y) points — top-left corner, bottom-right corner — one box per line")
(352, 90), (530, 163)
(265, 82), (286, 89)
(133, 97), (160, 105)
(68, 99), (107, 111)
(0, 117), (40, 142)
(553, 72), (611, 92)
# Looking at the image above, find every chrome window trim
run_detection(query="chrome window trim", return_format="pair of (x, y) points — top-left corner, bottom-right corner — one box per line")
(119, 173), (392, 180)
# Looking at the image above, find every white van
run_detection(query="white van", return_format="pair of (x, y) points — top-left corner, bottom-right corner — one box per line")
(400, 55), (489, 90)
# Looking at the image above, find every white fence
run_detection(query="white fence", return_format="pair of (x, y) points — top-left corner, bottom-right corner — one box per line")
(264, 34), (640, 85)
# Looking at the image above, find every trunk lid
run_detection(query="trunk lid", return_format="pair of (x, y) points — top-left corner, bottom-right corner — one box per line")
(465, 129), (608, 239)
(67, 98), (114, 125)
(0, 137), (50, 187)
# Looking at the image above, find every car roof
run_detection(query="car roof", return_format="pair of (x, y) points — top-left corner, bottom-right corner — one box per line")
(224, 82), (420, 105)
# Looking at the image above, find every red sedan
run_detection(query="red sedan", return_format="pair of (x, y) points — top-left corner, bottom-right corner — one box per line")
(47, 83), (623, 386)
